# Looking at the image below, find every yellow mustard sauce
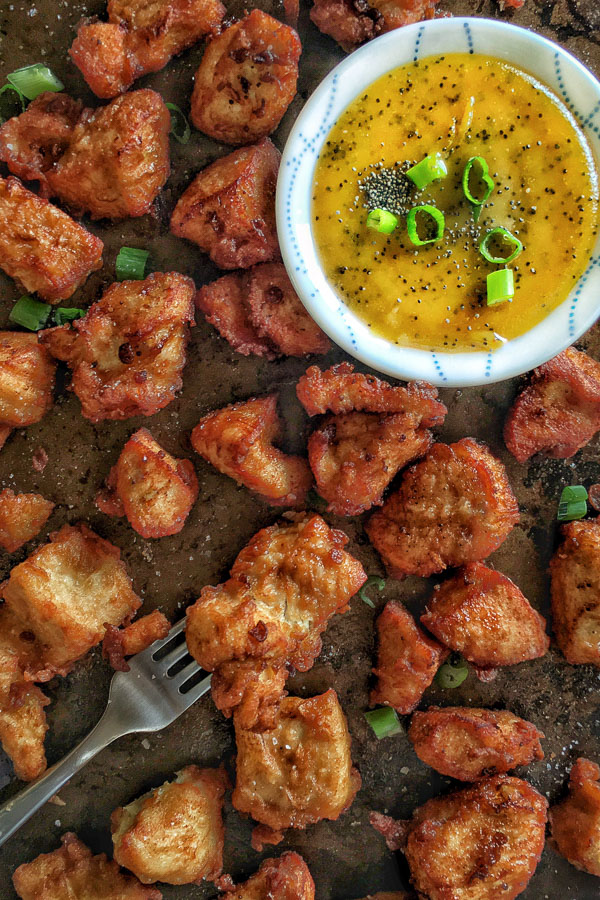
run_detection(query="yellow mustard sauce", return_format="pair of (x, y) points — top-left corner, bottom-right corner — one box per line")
(312, 53), (599, 352)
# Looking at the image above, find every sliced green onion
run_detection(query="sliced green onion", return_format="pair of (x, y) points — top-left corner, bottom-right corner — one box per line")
(406, 204), (445, 246)
(0, 83), (26, 124)
(462, 156), (494, 220)
(366, 208), (398, 234)
(486, 268), (514, 306)
(165, 102), (191, 145)
(358, 575), (386, 609)
(435, 657), (468, 689)
(53, 307), (86, 326)
(7, 64), (64, 101)
(364, 707), (403, 739)
(406, 153), (448, 190)
(557, 485), (588, 522)
(480, 227), (523, 265)
(116, 247), (149, 281)
(8, 295), (51, 331)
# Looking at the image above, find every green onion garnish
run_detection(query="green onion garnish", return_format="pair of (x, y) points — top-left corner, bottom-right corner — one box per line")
(53, 307), (86, 326)
(364, 707), (403, 739)
(366, 208), (398, 234)
(116, 247), (149, 281)
(406, 153), (448, 190)
(8, 295), (52, 331)
(462, 156), (494, 220)
(358, 575), (386, 609)
(557, 485), (588, 522)
(0, 83), (26, 124)
(435, 657), (468, 689)
(7, 64), (64, 101)
(480, 227), (523, 265)
(406, 204), (445, 246)
(165, 102), (191, 145)
(486, 268), (514, 306)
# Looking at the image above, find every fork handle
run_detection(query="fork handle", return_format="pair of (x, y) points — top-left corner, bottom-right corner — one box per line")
(0, 704), (124, 848)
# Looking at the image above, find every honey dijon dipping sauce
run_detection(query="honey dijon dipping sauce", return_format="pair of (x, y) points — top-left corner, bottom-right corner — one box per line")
(312, 53), (599, 352)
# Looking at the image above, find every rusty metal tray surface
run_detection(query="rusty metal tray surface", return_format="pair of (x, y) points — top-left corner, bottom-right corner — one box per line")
(0, 0), (599, 896)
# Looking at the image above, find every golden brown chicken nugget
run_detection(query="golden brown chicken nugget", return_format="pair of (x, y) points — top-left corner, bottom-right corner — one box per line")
(112, 765), (227, 885)
(191, 10), (301, 145)
(549, 757), (600, 877)
(370, 601), (447, 714)
(366, 439), (519, 579)
(103, 610), (171, 671)
(421, 563), (549, 669)
(191, 394), (312, 507)
(225, 852), (315, 900)
(232, 690), (361, 846)
(170, 139), (280, 269)
(196, 272), (276, 358)
(97, 428), (198, 538)
(408, 707), (544, 782)
(70, 0), (225, 98)
(0, 489), (54, 553)
(504, 347), (600, 463)
(0, 332), (55, 427)
(550, 519), (600, 665)
(0, 176), (103, 302)
(310, 0), (440, 52)
(13, 832), (161, 900)
(40, 272), (195, 422)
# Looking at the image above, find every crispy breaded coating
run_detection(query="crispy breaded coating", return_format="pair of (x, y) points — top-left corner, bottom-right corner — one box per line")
(310, 0), (440, 52)
(13, 832), (161, 899)
(421, 563), (549, 668)
(191, 10), (301, 145)
(0, 489), (54, 552)
(0, 425), (12, 450)
(40, 273), (195, 422)
(366, 439), (519, 578)
(549, 757), (600, 876)
(223, 851), (315, 899)
(370, 601), (447, 714)
(196, 272), (276, 358)
(97, 428), (198, 538)
(170, 139), (280, 269)
(186, 513), (366, 729)
(0, 332), (55, 427)
(0, 176), (103, 302)
(550, 519), (600, 665)
(232, 690), (361, 847)
(504, 348), (600, 463)
(190, 394), (312, 507)
(103, 611), (170, 671)
(70, 0), (225, 98)
(408, 707), (544, 782)
(112, 765), (227, 885)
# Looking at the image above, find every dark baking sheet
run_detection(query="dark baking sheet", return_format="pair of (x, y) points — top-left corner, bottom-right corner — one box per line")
(0, 0), (599, 897)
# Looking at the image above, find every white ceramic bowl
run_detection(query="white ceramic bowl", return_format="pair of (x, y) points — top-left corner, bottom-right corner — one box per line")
(276, 17), (600, 387)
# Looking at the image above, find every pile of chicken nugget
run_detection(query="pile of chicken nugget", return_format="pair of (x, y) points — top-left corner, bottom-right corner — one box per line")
(0, 0), (599, 898)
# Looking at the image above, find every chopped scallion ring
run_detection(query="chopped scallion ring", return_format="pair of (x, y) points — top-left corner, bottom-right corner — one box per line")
(435, 657), (468, 689)
(366, 208), (398, 234)
(165, 102), (191, 145)
(480, 227), (523, 265)
(7, 64), (64, 101)
(53, 307), (86, 326)
(116, 246), (149, 281)
(0, 83), (26, 124)
(8, 295), (51, 331)
(557, 485), (588, 522)
(462, 156), (494, 220)
(486, 268), (514, 306)
(406, 204), (445, 246)
(364, 707), (403, 739)
(406, 153), (448, 190)
(358, 575), (386, 609)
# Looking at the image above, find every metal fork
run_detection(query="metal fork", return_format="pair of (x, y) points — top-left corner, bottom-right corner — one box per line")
(0, 618), (211, 847)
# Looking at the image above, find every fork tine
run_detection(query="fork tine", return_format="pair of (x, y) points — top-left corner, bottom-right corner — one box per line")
(167, 658), (200, 689)
(179, 672), (212, 703)
(135, 618), (187, 661)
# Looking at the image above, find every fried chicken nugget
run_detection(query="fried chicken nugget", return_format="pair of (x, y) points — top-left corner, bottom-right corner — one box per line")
(191, 10), (301, 145)
(310, 0), (440, 53)
(112, 766), (227, 885)
(70, 0), (225, 99)
(370, 601), (448, 714)
(549, 757), (600, 877)
(550, 519), (600, 666)
(232, 690), (361, 848)
(421, 563), (549, 669)
(170, 139), (280, 269)
(190, 394), (312, 507)
(0, 332), (55, 428)
(40, 273), (195, 422)
(97, 428), (198, 538)
(13, 832), (161, 900)
(504, 347), (600, 463)
(408, 707), (544, 782)
(102, 610), (171, 671)
(0, 489), (54, 553)
(223, 852), (315, 900)
(196, 272), (276, 358)
(366, 439), (519, 578)
(0, 176), (103, 302)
